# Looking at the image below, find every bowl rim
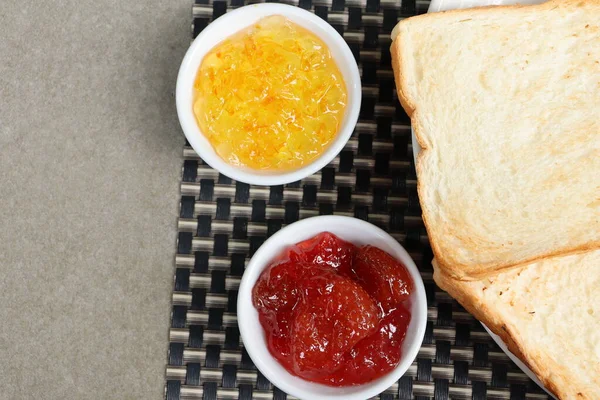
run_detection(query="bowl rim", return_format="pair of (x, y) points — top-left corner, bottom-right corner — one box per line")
(176, 3), (362, 186)
(237, 215), (428, 400)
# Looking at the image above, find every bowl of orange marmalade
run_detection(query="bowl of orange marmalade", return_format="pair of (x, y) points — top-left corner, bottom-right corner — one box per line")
(177, 4), (361, 185)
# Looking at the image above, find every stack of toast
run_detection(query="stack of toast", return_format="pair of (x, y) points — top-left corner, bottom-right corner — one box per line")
(391, 1), (600, 398)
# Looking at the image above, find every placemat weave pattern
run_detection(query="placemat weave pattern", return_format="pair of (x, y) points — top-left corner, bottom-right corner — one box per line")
(165, 1), (552, 398)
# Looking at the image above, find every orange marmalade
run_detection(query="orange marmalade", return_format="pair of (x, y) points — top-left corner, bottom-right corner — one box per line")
(193, 15), (348, 171)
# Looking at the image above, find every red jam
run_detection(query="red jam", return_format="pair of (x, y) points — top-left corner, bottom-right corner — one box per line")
(252, 232), (413, 386)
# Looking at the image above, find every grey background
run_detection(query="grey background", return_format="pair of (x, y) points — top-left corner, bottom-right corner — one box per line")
(0, 1), (189, 398)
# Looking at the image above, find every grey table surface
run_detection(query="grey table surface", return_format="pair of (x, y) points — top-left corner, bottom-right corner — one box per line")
(0, 1), (190, 398)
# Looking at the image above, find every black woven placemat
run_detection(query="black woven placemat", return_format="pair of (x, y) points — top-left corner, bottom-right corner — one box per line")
(165, 1), (552, 399)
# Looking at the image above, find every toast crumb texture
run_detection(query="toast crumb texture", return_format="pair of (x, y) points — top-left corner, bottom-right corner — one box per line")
(391, 0), (600, 279)
(433, 250), (600, 400)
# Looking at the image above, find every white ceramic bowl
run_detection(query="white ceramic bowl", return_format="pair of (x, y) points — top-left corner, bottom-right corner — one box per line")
(237, 216), (428, 400)
(176, 4), (361, 186)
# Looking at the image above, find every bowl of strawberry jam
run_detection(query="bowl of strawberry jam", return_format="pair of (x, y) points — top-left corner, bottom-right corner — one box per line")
(238, 216), (427, 400)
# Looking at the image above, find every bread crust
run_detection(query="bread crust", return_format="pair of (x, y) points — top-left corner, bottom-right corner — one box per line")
(390, 0), (600, 280)
(396, 5), (600, 396)
(442, 245), (598, 281)
(433, 261), (596, 400)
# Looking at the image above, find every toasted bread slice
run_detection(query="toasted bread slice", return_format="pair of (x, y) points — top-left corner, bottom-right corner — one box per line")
(433, 250), (600, 400)
(391, 0), (600, 279)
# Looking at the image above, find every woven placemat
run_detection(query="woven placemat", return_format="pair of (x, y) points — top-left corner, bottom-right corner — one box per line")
(165, 1), (552, 399)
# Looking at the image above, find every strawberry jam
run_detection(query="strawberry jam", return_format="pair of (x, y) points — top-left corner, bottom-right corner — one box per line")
(252, 232), (413, 386)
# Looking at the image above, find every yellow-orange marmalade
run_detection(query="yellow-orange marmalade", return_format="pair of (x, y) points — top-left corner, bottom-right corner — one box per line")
(193, 15), (348, 171)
